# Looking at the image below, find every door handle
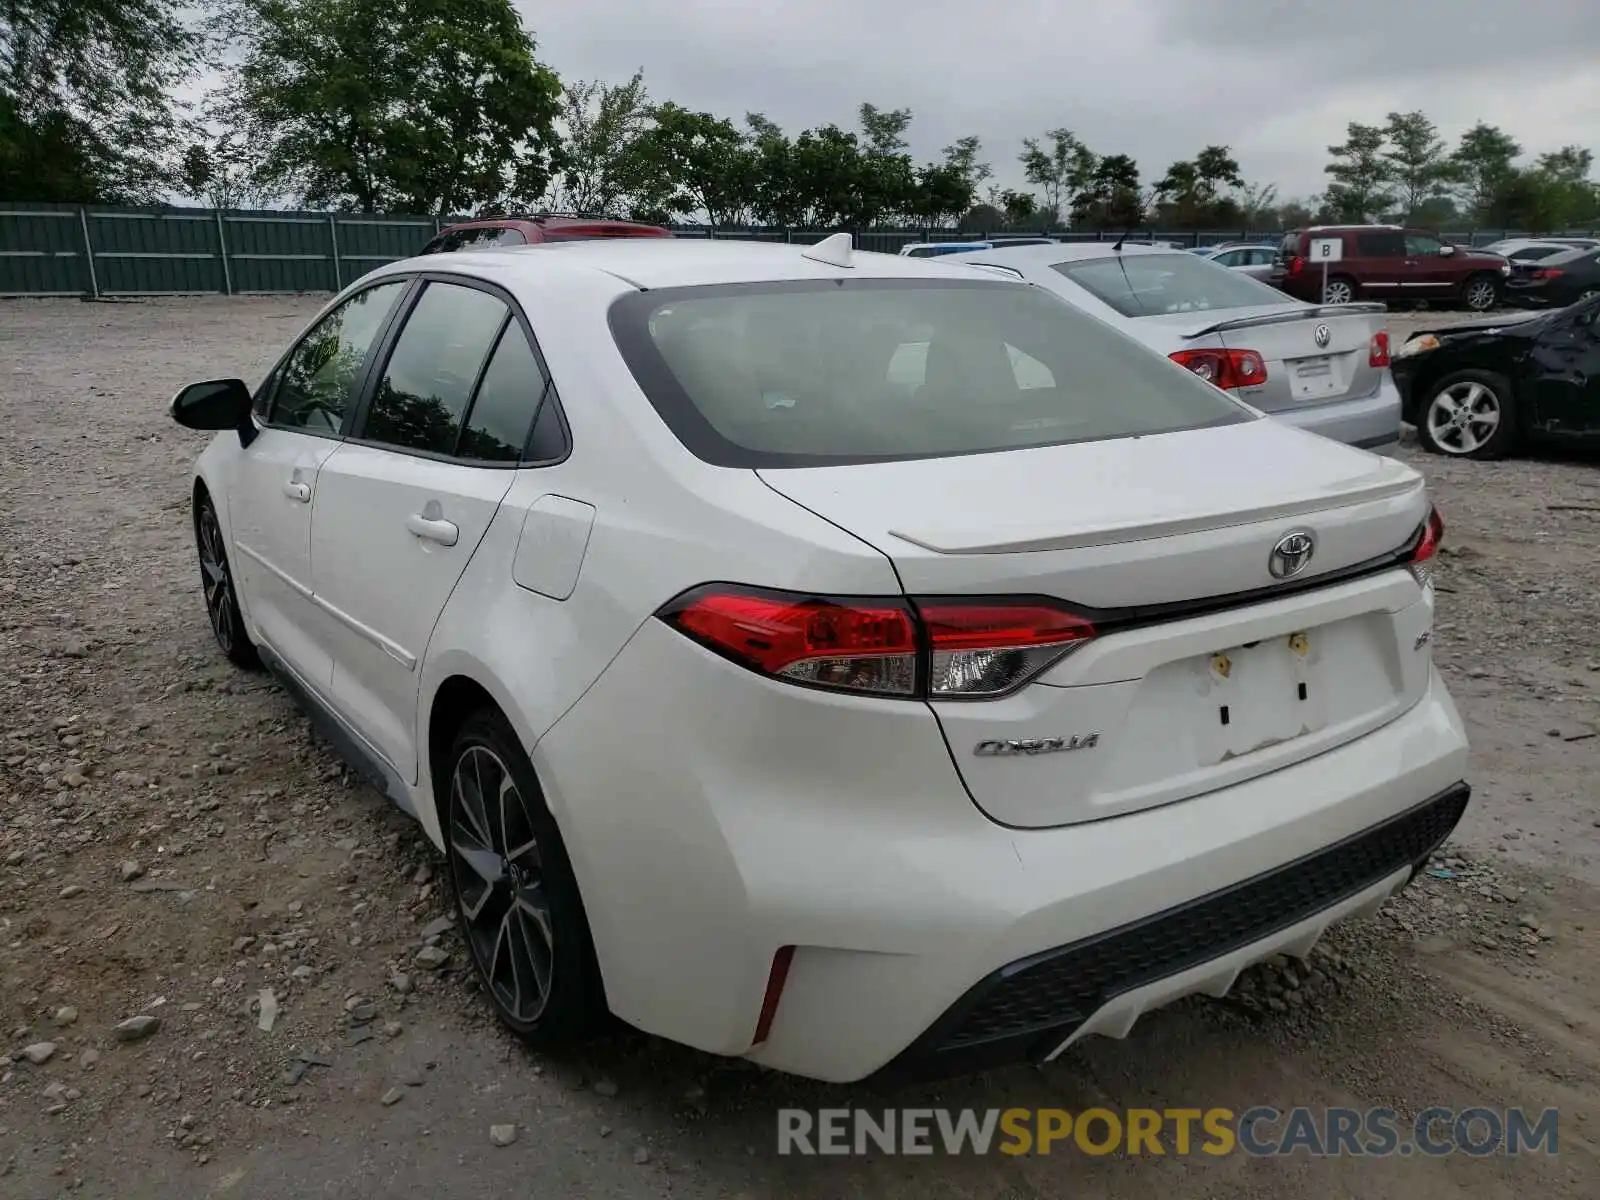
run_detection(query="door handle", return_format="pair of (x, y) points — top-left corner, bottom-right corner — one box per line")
(406, 513), (459, 546)
(282, 481), (311, 503)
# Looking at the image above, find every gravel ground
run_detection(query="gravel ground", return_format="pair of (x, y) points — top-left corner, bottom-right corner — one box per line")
(0, 297), (1597, 1199)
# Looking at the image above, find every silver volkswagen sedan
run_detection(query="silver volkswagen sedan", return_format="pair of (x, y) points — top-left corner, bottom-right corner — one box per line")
(953, 241), (1401, 451)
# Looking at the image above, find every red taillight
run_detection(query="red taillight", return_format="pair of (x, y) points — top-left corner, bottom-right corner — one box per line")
(660, 587), (918, 696)
(1408, 506), (1444, 587)
(658, 586), (1095, 699)
(1369, 330), (1391, 368)
(918, 600), (1096, 697)
(1529, 268), (1565, 280)
(1169, 348), (1268, 390)
(1287, 254), (1304, 277)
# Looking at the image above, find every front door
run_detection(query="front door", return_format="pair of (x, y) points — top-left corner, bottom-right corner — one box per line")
(1402, 231), (1457, 299)
(1523, 297), (1600, 434)
(229, 279), (408, 688)
(310, 278), (549, 781)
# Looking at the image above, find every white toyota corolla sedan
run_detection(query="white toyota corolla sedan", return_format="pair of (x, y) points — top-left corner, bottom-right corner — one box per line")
(170, 235), (1470, 1083)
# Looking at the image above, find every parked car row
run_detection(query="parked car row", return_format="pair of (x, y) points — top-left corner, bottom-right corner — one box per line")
(416, 217), (1595, 463)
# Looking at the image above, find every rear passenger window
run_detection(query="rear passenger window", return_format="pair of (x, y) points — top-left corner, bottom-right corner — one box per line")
(493, 229), (527, 246)
(363, 282), (507, 455)
(458, 324), (546, 462)
(271, 281), (406, 433)
(1356, 232), (1405, 258)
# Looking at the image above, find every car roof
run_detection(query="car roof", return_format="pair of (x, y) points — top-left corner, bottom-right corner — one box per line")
(382, 237), (1013, 290)
(953, 241), (1178, 265)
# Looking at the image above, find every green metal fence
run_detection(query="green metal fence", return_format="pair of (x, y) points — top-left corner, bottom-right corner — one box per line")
(0, 202), (440, 297)
(3, 202), (1596, 298)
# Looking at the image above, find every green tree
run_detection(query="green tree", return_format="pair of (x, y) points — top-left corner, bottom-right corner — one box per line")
(857, 103), (912, 157)
(744, 113), (804, 227)
(909, 162), (973, 226)
(788, 124), (864, 226)
(631, 102), (756, 229)
(940, 135), (991, 197)
(1, 0), (202, 201)
(223, 0), (562, 213)
(1073, 154), (1143, 229)
(554, 69), (651, 216)
(179, 126), (279, 210)
(1193, 145), (1244, 201)
(1323, 122), (1395, 222)
(1021, 128), (1096, 225)
(1000, 188), (1038, 227)
(1381, 111), (1456, 220)
(1236, 181), (1279, 228)
(1450, 122), (1521, 223)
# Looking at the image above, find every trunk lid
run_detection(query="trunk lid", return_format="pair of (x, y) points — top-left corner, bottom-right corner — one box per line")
(758, 420), (1434, 828)
(1129, 303), (1387, 415)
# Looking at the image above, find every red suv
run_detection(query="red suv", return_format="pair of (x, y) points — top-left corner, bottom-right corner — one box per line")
(421, 213), (673, 254)
(1272, 226), (1510, 312)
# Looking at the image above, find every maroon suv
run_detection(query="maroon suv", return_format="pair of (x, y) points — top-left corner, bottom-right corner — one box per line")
(1272, 226), (1510, 312)
(420, 213), (673, 254)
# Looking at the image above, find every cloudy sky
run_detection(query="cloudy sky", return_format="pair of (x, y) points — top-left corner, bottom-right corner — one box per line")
(524, 0), (1600, 200)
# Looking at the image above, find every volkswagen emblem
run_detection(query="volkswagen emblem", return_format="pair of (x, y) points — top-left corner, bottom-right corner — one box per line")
(1269, 530), (1316, 579)
(1313, 323), (1332, 348)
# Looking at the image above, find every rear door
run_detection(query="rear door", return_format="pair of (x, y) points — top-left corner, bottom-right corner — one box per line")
(309, 277), (546, 781)
(229, 280), (408, 688)
(1351, 230), (1406, 298)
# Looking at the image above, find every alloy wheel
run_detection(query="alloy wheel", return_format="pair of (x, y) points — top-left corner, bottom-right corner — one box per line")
(1322, 280), (1353, 304)
(1425, 381), (1501, 455)
(447, 745), (555, 1024)
(1465, 280), (1497, 311)
(197, 504), (236, 654)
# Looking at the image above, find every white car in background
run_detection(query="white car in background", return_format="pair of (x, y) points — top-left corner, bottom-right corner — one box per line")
(169, 235), (1468, 1083)
(955, 241), (1402, 451)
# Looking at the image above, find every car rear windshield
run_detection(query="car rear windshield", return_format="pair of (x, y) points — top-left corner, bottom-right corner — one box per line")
(607, 278), (1252, 468)
(1051, 252), (1288, 317)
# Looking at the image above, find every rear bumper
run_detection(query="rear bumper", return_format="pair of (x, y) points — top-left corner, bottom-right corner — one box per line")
(542, 617), (1467, 1084)
(873, 781), (1468, 1083)
(1265, 373), (1402, 450)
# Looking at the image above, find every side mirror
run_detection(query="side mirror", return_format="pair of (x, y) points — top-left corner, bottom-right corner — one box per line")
(170, 378), (253, 431)
(1438, 244), (1456, 257)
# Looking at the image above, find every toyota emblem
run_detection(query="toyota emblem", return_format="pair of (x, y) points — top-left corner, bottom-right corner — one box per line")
(1313, 323), (1332, 349)
(1269, 530), (1316, 579)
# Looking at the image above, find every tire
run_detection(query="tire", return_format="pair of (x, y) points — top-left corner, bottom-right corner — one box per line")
(1461, 274), (1499, 313)
(1321, 276), (1357, 305)
(1414, 369), (1518, 460)
(195, 493), (260, 669)
(442, 707), (604, 1046)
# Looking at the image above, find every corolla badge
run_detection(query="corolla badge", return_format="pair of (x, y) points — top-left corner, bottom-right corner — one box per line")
(974, 734), (1099, 757)
(1313, 323), (1332, 348)
(1268, 529), (1316, 579)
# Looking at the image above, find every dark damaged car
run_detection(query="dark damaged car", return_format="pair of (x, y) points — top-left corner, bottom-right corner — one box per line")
(1391, 297), (1600, 459)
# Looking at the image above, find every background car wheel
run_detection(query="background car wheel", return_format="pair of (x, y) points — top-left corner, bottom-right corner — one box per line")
(443, 707), (604, 1046)
(1461, 275), (1499, 312)
(195, 494), (259, 669)
(1580, 288), (1600, 303)
(1321, 276), (1356, 304)
(1416, 369), (1517, 460)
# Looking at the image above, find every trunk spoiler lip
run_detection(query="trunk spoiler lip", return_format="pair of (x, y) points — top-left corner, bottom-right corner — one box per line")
(1180, 302), (1387, 340)
(887, 473), (1425, 555)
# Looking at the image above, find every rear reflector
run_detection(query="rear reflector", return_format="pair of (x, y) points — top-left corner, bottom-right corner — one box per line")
(1408, 506), (1444, 588)
(752, 945), (795, 1045)
(1369, 330), (1391, 368)
(658, 586), (1094, 700)
(1169, 348), (1267, 390)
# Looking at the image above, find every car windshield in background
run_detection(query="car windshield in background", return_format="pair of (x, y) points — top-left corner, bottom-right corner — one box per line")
(608, 279), (1251, 467)
(1054, 252), (1290, 317)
